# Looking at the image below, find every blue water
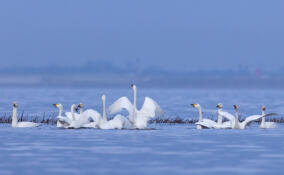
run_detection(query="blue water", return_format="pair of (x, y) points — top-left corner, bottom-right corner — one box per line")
(0, 87), (284, 175)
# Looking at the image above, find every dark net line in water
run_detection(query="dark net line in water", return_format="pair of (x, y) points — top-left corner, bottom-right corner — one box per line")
(0, 111), (57, 125)
(0, 112), (284, 125)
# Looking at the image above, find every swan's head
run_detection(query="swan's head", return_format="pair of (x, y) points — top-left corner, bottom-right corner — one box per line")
(262, 105), (266, 111)
(78, 103), (83, 109)
(53, 104), (63, 108)
(191, 104), (201, 108)
(216, 103), (223, 109)
(72, 104), (78, 112)
(13, 102), (18, 108)
(233, 105), (239, 111)
(131, 84), (136, 90)
(102, 94), (106, 101)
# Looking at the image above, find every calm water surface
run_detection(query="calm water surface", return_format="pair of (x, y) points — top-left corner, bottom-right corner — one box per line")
(0, 87), (284, 175)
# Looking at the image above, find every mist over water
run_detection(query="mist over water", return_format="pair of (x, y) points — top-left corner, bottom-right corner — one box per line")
(1, 0), (284, 174)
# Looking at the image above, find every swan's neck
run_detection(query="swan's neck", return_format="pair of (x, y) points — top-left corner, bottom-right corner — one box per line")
(58, 106), (63, 116)
(102, 98), (107, 121)
(12, 107), (18, 127)
(198, 107), (203, 122)
(261, 110), (265, 125)
(71, 106), (76, 120)
(234, 110), (240, 128)
(80, 107), (83, 115)
(132, 87), (137, 122)
(133, 87), (137, 110)
(217, 112), (222, 125)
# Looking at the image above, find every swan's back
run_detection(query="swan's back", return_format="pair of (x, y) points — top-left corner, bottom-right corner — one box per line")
(16, 122), (39, 128)
(221, 121), (233, 129)
(261, 121), (276, 129)
(112, 115), (133, 129)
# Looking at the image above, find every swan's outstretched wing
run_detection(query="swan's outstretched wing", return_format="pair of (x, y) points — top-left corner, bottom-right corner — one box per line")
(218, 111), (235, 123)
(242, 115), (262, 127)
(83, 109), (101, 122)
(108, 97), (134, 116)
(243, 113), (278, 127)
(139, 97), (164, 119)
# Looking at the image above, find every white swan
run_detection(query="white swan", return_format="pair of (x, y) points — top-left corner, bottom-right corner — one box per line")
(11, 102), (39, 128)
(108, 84), (163, 129)
(231, 105), (277, 130)
(260, 105), (276, 129)
(53, 104), (72, 128)
(99, 95), (133, 129)
(216, 103), (236, 127)
(56, 104), (88, 129)
(192, 104), (232, 129)
(191, 104), (215, 129)
(76, 103), (93, 126)
(65, 104), (80, 121)
(82, 95), (133, 129)
(56, 104), (77, 126)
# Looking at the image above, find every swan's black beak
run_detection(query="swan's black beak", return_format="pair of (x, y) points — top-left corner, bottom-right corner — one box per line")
(233, 105), (238, 110)
(131, 84), (134, 88)
(262, 105), (266, 111)
(191, 104), (196, 107)
(53, 104), (57, 108)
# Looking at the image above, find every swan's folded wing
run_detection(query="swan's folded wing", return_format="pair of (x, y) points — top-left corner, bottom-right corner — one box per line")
(218, 111), (235, 123)
(195, 120), (214, 128)
(57, 116), (72, 125)
(139, 97), (164, 118)
(202, 119), (217, 128)
(108, 97), (133, 115)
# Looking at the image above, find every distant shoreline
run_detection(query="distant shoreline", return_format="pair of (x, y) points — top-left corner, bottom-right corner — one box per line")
(0, 74), (284, 89)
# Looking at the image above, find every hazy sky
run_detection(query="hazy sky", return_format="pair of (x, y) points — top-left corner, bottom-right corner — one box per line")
(0, 0), (284, 71)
